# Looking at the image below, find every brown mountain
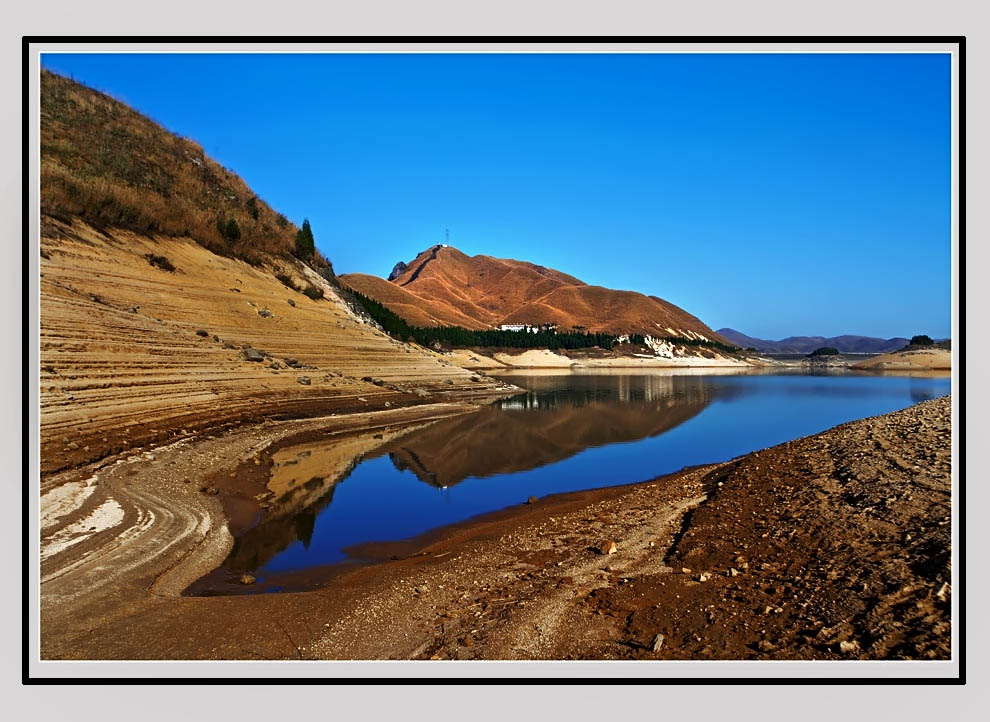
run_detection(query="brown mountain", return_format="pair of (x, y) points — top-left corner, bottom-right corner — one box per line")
(341, 245), (727, 341)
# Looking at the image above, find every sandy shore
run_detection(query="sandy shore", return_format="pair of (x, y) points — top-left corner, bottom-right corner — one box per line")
(447, 347), (759, 370)
(851, 348), (952, 371)
(40, 395), (951, 661)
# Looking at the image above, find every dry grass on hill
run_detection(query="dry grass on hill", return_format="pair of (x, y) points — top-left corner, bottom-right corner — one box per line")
(41, 70), (329, 270)
(342, 245), (729, 341)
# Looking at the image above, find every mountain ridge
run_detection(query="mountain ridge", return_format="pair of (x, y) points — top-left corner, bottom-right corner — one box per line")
(342, 246), (728, 343)
(717, 328), (911, 354)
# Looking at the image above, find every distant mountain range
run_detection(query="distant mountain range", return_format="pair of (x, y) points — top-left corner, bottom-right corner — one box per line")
(716, 328), (911, 354)
(342, 245), (729, 342)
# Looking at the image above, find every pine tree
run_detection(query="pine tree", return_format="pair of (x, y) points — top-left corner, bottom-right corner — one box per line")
(224, 217), (241, 242)
(295, 218), (315, 261)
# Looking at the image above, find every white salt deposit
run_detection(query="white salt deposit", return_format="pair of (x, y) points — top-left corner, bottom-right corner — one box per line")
(41, 498), (126, 561)
(41, 474), (99, 532)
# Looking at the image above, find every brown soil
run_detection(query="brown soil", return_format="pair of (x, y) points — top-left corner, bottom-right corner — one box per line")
(41, 396), (951, 661)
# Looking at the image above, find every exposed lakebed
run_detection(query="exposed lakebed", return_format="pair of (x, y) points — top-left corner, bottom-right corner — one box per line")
(189, 368), (949, 595)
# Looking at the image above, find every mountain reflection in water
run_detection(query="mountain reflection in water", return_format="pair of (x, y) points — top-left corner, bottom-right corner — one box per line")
(384, 373), (734, 488)
(190, 369), (950, 593)
(214, 374), (724, 581)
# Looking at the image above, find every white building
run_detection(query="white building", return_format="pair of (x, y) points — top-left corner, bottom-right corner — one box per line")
(499, 323), (539, 333)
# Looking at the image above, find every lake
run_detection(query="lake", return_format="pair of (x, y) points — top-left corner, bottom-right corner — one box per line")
(189, 368), (950, 594)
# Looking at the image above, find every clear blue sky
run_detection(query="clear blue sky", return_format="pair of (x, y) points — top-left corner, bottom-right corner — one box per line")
(41, 52), (951, 339)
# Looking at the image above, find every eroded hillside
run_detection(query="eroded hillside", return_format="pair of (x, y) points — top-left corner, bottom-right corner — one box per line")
(39, 71), (512, 477)
(40, 218), (507, 476)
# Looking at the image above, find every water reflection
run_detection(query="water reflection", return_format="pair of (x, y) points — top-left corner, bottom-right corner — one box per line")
(219, 422), (435, 577)
(910, 379), (940, 403)
(381, 374), (735, 488)
(190, 369), (950, 593)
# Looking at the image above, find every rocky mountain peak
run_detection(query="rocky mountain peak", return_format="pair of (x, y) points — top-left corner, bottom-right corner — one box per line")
(387, 261), (408, 281)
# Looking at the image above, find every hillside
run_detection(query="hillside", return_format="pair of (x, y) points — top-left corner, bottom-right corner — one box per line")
(41, 69), (328, 269)
(39, 73), (508, 477)
(717, 328), (910, 354)
(341, 245), (728, 342)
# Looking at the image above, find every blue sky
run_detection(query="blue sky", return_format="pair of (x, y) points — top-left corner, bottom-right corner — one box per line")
(42, 52), (951, 339)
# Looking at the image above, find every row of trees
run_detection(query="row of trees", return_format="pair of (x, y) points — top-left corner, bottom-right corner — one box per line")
(414, 326), (626, 351)
(349, 290), (623, 349)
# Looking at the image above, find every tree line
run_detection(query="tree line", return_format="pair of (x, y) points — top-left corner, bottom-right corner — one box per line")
(349, 289), (625, 349)
(346, 289), (739, 353)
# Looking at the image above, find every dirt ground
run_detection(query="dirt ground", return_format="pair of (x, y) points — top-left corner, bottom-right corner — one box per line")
(40, 396), (952, 661)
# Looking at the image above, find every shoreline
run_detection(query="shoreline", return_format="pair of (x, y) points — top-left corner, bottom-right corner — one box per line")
(40, 395), (951, 661)
(447, 347), (758, 371)
(39, 399), (497, 655)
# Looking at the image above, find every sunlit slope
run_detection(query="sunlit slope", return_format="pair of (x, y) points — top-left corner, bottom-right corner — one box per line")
(39, 219), (484, 476)
(342, 245), (728, 341)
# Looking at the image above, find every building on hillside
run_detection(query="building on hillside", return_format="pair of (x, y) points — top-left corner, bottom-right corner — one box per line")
(499, 323), (540, 333)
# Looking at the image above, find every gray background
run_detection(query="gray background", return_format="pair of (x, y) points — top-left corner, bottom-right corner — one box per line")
(4, 1), (986, 718)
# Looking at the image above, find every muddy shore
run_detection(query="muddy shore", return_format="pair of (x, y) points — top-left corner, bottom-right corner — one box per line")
(40, 394), (952, 661)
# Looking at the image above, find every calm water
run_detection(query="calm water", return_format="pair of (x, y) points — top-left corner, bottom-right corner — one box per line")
(193, 369), (950, 593)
